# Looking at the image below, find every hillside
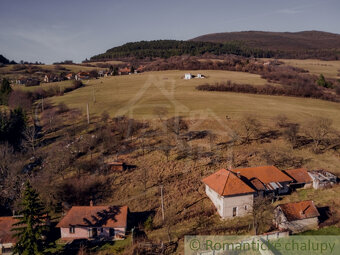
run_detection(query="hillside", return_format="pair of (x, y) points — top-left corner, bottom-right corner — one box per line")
(90, 31), (340, 61)
(191, 30), (340, 51)
(90, 40), (273, 61)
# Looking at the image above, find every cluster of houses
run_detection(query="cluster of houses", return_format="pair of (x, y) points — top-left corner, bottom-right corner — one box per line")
(14, 65), (146, 86)
(0, 164), (338, 253)
(202, 165), (337, 233)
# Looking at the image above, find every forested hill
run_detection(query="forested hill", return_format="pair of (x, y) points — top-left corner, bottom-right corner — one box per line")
(90, 31), (340, 61)
(191, 30), (340, 51)
(90, 40), (274, 61)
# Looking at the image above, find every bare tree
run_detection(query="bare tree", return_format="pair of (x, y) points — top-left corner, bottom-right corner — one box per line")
(251, 196), (273, 235)
(238, 115), (262, 144)
(304, 117), (333, 153)
(23, 125), (38, 156)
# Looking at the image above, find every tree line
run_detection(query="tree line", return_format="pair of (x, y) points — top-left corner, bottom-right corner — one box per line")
(90, 40), (275, 60)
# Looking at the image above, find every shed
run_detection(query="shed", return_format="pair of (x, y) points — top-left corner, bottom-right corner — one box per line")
(274, 200), (319, 233)
(107, 161), (126, 171)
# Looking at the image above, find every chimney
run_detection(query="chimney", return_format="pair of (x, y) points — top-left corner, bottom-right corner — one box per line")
(90, 200), (93, 207)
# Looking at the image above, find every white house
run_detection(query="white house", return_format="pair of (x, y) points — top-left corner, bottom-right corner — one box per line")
(56, 204), (128, 240)
(274, 200), (320, 233)
(202, 169), (255, 218)
(202, 166), (294, 219)
(196, 73), (205, 78)
(184, 73), (193, 80)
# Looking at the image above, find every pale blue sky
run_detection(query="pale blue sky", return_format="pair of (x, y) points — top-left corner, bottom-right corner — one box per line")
(0, 0), (339, 63)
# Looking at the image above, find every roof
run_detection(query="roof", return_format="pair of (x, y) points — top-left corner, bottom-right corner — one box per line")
(0, 217), (19, 244)
(107, 161), (124, 165)
(278, 200), (319, 221)
(284, 168), (312, 184)
(56, 205), (128, 228)
(202, 169), (255, 196)
(234, 166), (293, 184)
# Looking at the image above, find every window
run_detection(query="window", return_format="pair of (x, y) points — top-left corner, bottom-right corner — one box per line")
(69, 226), (75, 234)
(232, 207), (237, 217)
(245, 205), (248, 210)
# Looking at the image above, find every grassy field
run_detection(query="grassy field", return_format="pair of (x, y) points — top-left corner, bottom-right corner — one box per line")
(50, 70), (340, 127)
(278, 59), (340, 79)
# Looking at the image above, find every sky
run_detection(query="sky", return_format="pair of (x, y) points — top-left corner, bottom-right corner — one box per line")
(0, 0), (339, 64)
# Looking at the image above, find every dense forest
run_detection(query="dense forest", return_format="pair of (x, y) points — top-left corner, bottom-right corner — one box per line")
(90, 40), (275, 60)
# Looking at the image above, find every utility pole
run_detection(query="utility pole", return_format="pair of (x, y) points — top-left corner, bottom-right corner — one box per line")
(86, 103), (90, 124)
(131, 227), (135, 245)
(160, 185), (165, 222)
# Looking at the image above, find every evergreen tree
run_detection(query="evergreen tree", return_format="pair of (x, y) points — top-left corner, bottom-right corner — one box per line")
(0, 78), (12, 105)
(12, 181), (48, 255)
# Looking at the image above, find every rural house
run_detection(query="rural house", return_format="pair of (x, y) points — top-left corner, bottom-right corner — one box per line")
(308, 170), (337, 189)
(284, 168), (313, 189)
(234, 165), (293, 195)
(202, 169), (255, 218)
(202, 166), (294, 218)
(65, 73), (74, 80)
(75, 72), (90, 81)
(274, 200), (320, 233)
(0, 216), (19, 255)
(57, 204), (128, 241)
(107, 161), (126, 171)
(184, 73), (193, 79)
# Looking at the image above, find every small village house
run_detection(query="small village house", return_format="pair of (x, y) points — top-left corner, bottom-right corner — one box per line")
(284, 168), (313, 189)
(107, 161), (126, 171)
(0, 216), (18, 255)
(308, 170), (337, 189)
(75, 72), (90, 81)
(184, 73), (193, 80)
(202, 169), (255, 218)
(56, 203), (128, 241)
(274, 200), (320, 233)
(202, 166), (293, 219)
(65, 73), (74, 80)
(196, 73), (205, 78)
(118, 67), (131, 75)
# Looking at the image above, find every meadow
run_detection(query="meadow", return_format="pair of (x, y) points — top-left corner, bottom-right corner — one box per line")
(49, 70), (340, 128)
(278, 59), (340, 79)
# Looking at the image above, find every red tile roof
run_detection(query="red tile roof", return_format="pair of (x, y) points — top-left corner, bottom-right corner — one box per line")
(284, 168), (312, 184)
(234, 166), (293, 184)
(278, 200), (319, 221)
(56, 205), (128, 228)
(0, 217), (19, 244)
(202, 169), (255, 196)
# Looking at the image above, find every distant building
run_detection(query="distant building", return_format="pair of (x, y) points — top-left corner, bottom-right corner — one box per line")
(184, 73), (193, 80)
(118, 67), (131, 75)
(196, 73), (205, 78)
(65, 73), (75, 80)
(75, 72), (90, 81)
(274, 200), (319, 233)
(57, 203), (128, 241)
(0, 216), (19, 255)
(44, 74), (60, 83)
(107, 161), (126, 171)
